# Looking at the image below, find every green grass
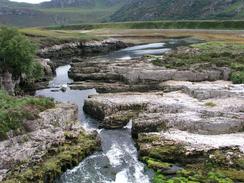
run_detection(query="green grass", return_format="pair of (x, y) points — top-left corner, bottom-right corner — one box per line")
(0, 90), (55, 140)
(49, 20), (244, 30)
(152, 41), (244, 83)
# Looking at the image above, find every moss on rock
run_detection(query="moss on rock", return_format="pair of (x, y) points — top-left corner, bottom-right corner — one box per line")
(143, 157), (172, 170)
(136, 133), (244, 183)
(217, 169), (244, 182)
(3, 130), (100, 183)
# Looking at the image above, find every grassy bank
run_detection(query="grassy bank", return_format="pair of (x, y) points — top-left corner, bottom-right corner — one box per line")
(49, 20), (244, 30)
(0, 90), (55, 140)
(20, 28), (99, 48)
(152, 41), (244, 84)
(19, 20), (244, 47)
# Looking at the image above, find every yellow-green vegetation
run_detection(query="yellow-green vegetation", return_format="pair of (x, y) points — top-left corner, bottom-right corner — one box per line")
(83, 28), (244, 44)
(152, 41), (244, 84)
(143, 157), (172, 170)
(20, 28), (99, 48)
(205, 102), (217, 107)
(50, 20), (244, 31)
(138, 134), (186, 162)
(3, 131), (100, 183)
(153, 170), (234, 183)
(0, 90), (55, 140)
(143, 151), (244, 183)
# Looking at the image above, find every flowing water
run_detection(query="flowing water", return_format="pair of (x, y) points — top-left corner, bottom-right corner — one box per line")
(36, 38), (200, 183)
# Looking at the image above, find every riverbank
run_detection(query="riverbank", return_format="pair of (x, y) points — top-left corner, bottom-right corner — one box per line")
(0, 91), (100, 182)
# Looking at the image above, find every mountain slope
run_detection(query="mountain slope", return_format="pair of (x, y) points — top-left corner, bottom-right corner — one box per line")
(40, 0), (129, 8)
(111, 0), (244, 21)
(0, 0), (243, 27)
(0, 0), (128, 27)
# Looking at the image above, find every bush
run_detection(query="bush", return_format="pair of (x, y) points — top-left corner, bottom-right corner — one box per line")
(230, 71), (244, 84)
(0, 27), (43, 92)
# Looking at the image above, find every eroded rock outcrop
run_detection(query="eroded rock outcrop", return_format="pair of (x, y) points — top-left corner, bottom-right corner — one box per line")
(0, 103), (100, 182)
(69, 57), (232, 93)
(38, 39), (129, 65)
(83, 80), (244, 181)
(84, 82), (244, 133)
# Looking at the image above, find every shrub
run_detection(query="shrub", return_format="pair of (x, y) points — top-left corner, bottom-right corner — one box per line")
(0, 27), (43, 92)
(230, 71), (244, 84)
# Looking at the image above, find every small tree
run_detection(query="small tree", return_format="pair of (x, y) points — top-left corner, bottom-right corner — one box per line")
(0, 27), (43, 94)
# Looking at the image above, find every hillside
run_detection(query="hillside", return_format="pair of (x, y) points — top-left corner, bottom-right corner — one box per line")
(0, 0), (243, 27)
(40, 0), (129, 8)
(111, 0), (244, 21)
(0, 0), (127, 27)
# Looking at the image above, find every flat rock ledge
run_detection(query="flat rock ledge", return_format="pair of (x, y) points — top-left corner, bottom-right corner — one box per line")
(83, 81), (244, 181)
(84, 81), (244, 133)
(0, 103), (100, 182)
(69, 57), (231, 93)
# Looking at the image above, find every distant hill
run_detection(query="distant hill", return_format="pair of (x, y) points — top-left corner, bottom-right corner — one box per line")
(0, 0), (243, 27)
(40, 0), (94, 8)
(40, 0), (128, 8)
(111, 0), (244, 22)
(0, 0), (128, 27)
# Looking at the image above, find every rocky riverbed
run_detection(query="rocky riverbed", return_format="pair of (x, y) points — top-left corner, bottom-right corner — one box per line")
(34, 38), (130, 91)
(0, 103), (100, 182)
(68, 43), (244, 182)
(4, 38), (242, 182)
(83, 81), (244, 181)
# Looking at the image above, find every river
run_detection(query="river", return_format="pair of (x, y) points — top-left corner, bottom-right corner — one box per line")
(36, 38), (199, 183)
